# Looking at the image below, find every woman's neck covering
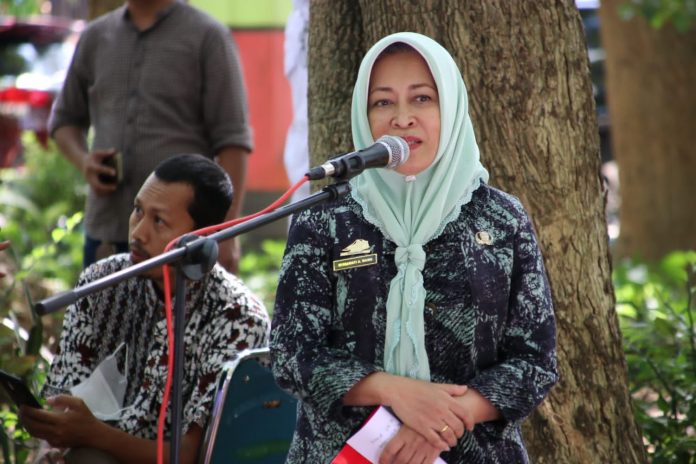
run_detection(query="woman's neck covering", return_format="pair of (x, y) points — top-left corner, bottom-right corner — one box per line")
(350, 32), (489, 380)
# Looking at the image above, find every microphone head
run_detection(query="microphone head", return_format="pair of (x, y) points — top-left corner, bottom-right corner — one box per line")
(376, 135), (410, 170)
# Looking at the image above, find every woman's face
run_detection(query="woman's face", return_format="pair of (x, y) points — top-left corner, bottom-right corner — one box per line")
(368, 50), (440, 176)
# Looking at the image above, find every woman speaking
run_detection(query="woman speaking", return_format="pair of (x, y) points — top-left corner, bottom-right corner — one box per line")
(271, 32), (558, 464)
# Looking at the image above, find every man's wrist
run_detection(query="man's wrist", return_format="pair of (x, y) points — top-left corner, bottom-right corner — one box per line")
(85, 419), (111, 449)
(73, 150), (89, 177)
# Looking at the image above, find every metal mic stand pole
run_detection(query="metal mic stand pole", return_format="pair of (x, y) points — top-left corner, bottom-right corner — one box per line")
(35, 181), (351, 464)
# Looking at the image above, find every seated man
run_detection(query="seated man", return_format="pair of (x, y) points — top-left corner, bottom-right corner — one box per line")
(21, 154), (270, 463)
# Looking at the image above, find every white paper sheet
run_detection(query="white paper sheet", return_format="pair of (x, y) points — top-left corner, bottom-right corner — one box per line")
(346, 406), (447, 464)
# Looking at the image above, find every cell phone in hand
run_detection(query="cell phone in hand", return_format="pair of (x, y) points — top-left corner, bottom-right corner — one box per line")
(98, 151), (123, 185)
(0, 369), (42, 409)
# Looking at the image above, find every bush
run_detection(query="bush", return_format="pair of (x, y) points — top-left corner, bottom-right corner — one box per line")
(238, 239), (286, 315)
(614, 251), (696, 463)
(0, 134), (85, 463)
(0, 133), (85, 286)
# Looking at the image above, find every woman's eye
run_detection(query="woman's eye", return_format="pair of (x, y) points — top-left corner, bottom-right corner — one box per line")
(416, 95), (432, 103)
(372, 99), (391, 107)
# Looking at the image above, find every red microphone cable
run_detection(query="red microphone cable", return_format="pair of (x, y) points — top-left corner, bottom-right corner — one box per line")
(156, 176), (308, 464)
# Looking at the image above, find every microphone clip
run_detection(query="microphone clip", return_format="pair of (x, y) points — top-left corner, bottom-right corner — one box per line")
(306, 152), (365, 181)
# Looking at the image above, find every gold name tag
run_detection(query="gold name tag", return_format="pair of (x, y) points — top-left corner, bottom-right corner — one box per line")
(332, 253), (378, 272)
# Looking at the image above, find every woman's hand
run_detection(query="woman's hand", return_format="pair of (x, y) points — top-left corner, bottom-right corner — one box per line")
(379, 425), (444, 464)
(454, 387), (501, 426)
(344, 372), (471, 449)
(385, 376), (472, 448)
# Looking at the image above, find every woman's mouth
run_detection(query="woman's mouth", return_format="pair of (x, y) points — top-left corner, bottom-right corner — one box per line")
(401, 136), (422, 149)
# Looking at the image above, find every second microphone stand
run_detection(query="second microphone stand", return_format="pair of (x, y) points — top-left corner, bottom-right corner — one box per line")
(35, 181), (352, 464)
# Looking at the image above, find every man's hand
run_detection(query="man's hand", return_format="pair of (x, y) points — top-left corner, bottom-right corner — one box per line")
(21, 395), (204, 464)
(218, 236), (241, 274)
(19, 395), (100, 449)
(82, 149), (119, 196)
(379, 425), (445, 464)
(33, 443), (67, 464)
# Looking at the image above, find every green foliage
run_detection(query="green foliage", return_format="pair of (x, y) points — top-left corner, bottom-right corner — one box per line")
(0, 411), (31, 464)
(615, 251), (696, 463)
(0, 0), (40, 17)
(620, 0), (696, 32)
(238, 239), (286, 315)
(0, 133), (85, 285)
(0, 134), (84, 463)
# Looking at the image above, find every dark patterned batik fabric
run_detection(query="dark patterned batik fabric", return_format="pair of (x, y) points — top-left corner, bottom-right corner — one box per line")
(271, 184), (558, 463)
(43, 254), (270, 438)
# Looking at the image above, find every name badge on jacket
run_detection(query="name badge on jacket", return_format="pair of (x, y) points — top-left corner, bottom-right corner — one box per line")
(333, 239), (378, 272)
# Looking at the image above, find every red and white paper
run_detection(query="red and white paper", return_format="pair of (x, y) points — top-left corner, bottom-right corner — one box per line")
(332, 406), (447, 464)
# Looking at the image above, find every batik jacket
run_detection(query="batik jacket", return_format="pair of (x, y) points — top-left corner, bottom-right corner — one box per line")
(271, 183), (558, 463)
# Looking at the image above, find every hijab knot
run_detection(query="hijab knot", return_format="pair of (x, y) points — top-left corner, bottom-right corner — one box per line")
(395, 244), (426, 272)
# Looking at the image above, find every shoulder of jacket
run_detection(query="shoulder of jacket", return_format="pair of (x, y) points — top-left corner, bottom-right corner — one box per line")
(472, 185), (527, 218)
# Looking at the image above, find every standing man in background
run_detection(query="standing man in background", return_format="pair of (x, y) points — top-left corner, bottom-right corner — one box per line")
(49, 0), (252, 273)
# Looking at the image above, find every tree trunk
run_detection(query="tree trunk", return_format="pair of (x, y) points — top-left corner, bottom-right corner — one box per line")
(599, 1), (696, 261)
(309, 1), (647, 462)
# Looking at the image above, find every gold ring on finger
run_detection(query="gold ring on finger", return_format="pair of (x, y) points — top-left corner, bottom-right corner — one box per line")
(439, 424), (449, 433)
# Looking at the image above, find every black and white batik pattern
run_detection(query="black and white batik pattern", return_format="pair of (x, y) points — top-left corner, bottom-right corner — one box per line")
(43, 255), (270, 438)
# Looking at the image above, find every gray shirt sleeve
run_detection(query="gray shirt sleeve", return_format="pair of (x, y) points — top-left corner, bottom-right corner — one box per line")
(201, 25), (253, 153)
(48, 31), (93, 135)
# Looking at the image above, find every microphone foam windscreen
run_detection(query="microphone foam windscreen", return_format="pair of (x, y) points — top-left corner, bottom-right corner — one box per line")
(378, 135), (410, 169)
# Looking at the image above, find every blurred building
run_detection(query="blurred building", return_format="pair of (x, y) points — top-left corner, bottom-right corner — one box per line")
(191, 0), (294, 240)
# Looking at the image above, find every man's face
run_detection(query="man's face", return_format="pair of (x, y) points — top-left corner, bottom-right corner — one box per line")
(128, 174), (195, 283)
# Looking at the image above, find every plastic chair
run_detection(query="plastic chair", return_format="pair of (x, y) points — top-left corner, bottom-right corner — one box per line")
(198, 347), (297, 464)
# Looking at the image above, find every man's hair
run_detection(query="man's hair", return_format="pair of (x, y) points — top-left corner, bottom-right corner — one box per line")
(154, 154), (233, 228)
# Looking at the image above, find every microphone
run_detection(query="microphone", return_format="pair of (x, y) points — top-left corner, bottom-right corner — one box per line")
(306, 135), (410, 181)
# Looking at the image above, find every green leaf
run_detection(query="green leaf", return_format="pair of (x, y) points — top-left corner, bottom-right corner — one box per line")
(0, 422), (10, 464)
(0, 356), (37, 377)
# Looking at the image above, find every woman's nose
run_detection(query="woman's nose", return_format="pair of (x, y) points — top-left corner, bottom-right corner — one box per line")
(391, 107), (415, 128)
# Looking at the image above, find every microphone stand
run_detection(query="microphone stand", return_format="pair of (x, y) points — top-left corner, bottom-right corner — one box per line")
(35, 181), (352, 464)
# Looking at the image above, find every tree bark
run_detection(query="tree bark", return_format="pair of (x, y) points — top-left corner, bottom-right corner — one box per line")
(309, 1), (647, 462)
(599, 1), (696, 261)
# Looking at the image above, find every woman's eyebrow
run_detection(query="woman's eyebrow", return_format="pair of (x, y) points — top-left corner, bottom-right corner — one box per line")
(369, 85), (393, 94)
(409, 83), (437, 91)
(369, 83), (436, 95)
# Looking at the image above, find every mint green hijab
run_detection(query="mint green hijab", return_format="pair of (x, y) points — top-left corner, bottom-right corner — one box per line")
(350, 32), (489, 380)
